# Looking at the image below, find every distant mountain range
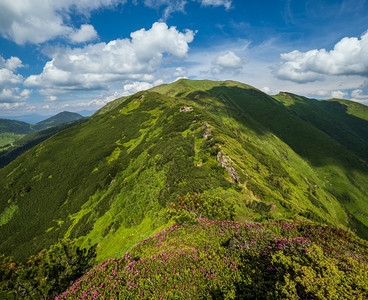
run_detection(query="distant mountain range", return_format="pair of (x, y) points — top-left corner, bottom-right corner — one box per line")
(0, 110), (94, 124)
(1, 80), (368, 298)
(0, 111), (85, 168)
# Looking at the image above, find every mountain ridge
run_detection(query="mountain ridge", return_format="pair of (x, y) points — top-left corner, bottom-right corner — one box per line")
(0, 79), (367, 264)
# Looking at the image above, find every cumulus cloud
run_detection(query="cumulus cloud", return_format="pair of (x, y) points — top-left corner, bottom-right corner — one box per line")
(350, 80), (368, 101)
(330, 90), (347, 99)
(0, 0), (123, 44)
(274, 31), (368, 83)
(214, 51), (242, 68)
(3, 56), (23, 71)
(122, 81), (154, 95)
(174, 67), (187, 77)
(0, 88), (31, 102)
(0, 68), (23, 88)
(0, 55), (31, 102)
(69, 24), (98, 43)
(24, 22), (194, 95)
(211, 51), (242, 75)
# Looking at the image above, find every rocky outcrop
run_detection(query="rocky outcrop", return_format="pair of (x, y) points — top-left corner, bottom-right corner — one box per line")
(203, 122), (212, 140)
(179, 105), (193, 112)
(217, 151), (239, 183)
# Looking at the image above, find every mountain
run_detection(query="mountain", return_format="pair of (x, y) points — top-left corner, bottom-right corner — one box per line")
(31, 111), (84, 131)
(1, 79), (368, 267)
(0, 119), (33, 135)
(0, 111), (85, 167)
(0, 118), (88, 169)
(1, 79), (368, 298)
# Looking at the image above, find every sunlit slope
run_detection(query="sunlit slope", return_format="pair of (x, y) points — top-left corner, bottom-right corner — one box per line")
(0, 79), (367, 262)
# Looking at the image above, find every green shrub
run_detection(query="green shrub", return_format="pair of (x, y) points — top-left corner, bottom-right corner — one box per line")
(0, 239), (96, 299)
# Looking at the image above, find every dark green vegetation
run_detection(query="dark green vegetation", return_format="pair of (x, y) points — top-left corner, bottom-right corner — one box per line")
(0, 239), (96, 299)
(0, 111), (83, 147)
(0, 119), (33, 149)
(0, 111), (84, 168)
(0, 79), (368, 298)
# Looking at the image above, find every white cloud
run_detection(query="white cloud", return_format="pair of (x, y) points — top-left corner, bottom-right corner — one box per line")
(199, 0), (232, 9)
(69, 24), (98, 43)
(144, 0), (186, 20)
(0, 0), (125, 45)
(0, 102), (26, 110)
(0, 88), (31, 102)
(3, 56), (23, 71)
(214, 51), (242, 68)
(46, 95), (58, 102)
(0, 55), (31, 102)
(210, 51), (242, 75)
(143, 0), (231, 20)
(331, 90), (347, 99)
(122, 81), (154, 95)
(274, 30), (368, 83)
(351, 80), (368, 101)
(0, 68), (23, 88)
(174, 67), (187, 77)
(24, 22), (195, 95)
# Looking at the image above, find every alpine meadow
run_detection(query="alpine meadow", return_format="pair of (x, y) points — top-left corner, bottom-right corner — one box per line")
(1, 79), (368, 298)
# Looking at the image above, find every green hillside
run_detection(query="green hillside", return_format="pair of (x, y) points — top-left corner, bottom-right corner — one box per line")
(0, 111), (84, 167)
(0, 119), (32, 148)
(0, 118), (87, 169)
(1, 79), (368, 267)
(0, 118), (32, 135)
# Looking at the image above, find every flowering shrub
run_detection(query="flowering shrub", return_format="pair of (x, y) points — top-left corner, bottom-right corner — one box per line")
(170, 192), (235, 225)
(57, 219), (368, 299)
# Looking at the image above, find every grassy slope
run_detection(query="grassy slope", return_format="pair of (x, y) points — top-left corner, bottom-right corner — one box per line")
(0, 119), (32, 147)
(0, 79), (368, 263)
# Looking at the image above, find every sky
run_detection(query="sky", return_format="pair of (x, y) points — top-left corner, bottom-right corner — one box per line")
(1, 0), (368, 117)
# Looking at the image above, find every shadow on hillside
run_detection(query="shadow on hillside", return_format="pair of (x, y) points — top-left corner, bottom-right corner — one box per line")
(206, 86), (368, 173)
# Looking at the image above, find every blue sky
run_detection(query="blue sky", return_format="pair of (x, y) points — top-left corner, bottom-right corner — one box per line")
(1, 0), (368, 117)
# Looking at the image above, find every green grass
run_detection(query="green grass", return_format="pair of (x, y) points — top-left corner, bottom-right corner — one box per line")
(0, 132), (26, 148)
